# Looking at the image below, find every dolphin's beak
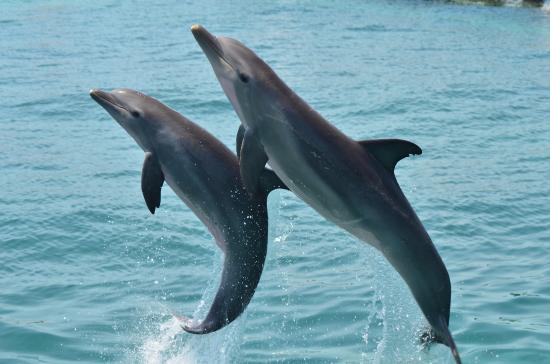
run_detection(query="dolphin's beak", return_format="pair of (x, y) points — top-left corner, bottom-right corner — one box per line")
(90, 88), (127, 117)
(90, 89), (110, 105)
(90, 89), (119, 109)
(191, 24), (224, 60)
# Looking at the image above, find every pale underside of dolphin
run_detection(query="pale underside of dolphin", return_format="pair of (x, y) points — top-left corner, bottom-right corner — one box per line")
(191, 25), (461, 363)
(90, 88), (287, 334)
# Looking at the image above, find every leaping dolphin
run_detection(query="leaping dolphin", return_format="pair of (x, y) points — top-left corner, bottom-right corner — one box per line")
(191, 25), (461, 363)
(90, 88), (287, 334)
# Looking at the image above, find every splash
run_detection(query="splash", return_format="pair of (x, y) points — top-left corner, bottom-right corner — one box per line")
(130, 249), (244, 364)
(136, 311), (244, 364)
(141, 317), (194, 364)
(360, 248), (450, 363)
(133, 193), (287, 364)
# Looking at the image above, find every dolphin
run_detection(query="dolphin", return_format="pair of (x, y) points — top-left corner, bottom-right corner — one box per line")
(191, 25), (461, 363)
(90, 88), (287, 334)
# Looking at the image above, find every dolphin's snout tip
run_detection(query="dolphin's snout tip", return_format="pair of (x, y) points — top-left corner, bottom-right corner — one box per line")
(89, 89), (101, 101)
(190, 24), (212, 41)
(190, 24), (202, 34)
(90, 89), (110, 105)
(190, 24), (223, 57)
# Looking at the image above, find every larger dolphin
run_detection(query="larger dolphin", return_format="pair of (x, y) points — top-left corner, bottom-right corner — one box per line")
(191, 25), (461, 363)
(90, 88), (287, 334)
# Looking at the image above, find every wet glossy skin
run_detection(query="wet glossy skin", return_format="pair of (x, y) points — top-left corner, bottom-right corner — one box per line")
(90, 88), (276, 334)
(191, 25), (461, 363)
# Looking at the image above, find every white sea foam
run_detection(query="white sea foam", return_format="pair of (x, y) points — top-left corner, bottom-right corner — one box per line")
(359, 248), (448, 363)
(135, 252), (245, 364)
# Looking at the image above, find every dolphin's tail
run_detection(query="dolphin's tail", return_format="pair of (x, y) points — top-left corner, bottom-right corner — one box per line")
(181, 245), (268, 335)
(177, 315), (216, 335)
(421, 316), (462, 364)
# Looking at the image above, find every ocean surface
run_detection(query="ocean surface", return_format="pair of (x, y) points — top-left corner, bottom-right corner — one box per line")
(1, 1), (550, 363)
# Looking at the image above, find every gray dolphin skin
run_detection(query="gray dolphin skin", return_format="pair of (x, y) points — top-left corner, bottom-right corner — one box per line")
(191, 25), (461, 363)
(90, 88), (287, 334)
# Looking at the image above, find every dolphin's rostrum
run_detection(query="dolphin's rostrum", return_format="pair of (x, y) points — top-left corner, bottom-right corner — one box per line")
(192, 25), (462, 363)
(90, 88), (287, 334)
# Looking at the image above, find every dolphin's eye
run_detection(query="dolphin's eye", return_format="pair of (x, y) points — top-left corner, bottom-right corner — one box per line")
(131, 111), (140, 118)
(238, 72), (249, 83)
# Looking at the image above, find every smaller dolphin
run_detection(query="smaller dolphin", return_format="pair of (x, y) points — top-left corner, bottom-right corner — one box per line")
(192, 25), (461, 363)
(90, 88), (287, 334)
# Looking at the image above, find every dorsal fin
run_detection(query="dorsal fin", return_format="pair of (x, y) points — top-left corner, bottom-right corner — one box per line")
(358, 139), (422, 172)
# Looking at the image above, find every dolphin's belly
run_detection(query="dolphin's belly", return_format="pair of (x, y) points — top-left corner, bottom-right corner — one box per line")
(262, 120), (369, 225)
(268, 137), (452, 320)
(260, 118), (423, 255)
(160, 152), (249, 252)
(163, 172), (222, 244)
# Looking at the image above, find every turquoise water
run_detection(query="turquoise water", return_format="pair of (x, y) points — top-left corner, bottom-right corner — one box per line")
(1, 1), (550, 363)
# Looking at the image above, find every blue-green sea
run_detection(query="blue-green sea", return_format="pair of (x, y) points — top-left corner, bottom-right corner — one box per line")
(1, 1), (550, 363)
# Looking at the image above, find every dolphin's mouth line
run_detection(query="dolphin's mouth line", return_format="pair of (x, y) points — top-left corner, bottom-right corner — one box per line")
(203, 35), (225, 60)
(92, 91), (131, 114)
(204, 41), (237, 72)
(192, 25), (237, 73)
(218, 54), (237, 72)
